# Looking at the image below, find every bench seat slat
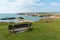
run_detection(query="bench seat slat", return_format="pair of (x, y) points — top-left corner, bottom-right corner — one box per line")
(9, 27), (28, 32)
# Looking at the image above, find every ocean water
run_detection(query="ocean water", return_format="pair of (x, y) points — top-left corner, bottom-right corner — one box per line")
(0, 14), (42, 22)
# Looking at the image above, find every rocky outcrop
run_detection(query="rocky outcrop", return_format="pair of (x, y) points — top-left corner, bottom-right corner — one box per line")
(0, 17), (16, 20)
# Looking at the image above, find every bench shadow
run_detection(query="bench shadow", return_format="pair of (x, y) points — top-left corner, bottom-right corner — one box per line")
(28, 28), (34, 31)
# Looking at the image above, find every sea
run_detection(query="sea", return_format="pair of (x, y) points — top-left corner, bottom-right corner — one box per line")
(0, 14), (43, 22)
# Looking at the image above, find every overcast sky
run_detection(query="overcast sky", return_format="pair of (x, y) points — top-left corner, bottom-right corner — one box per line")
(0, 0), (60, 13)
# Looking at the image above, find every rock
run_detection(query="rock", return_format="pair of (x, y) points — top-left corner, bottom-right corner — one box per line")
(0, 17), (16, 20)
(18, 17), (24, 19)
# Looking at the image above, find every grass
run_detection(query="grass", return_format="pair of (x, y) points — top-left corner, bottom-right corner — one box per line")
(0, 19), (60, 40)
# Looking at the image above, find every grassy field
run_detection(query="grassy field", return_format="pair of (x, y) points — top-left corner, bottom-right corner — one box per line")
(0, 19), (60, 40)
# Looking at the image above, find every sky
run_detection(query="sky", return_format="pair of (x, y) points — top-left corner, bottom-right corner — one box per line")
(0, 0), (60, 13)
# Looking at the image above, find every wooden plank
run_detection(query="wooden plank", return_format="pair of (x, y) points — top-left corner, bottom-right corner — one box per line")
(10, 27), (28, 32)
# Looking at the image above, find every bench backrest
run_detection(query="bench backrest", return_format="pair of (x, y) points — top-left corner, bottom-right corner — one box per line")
(8, 23), (32, 30)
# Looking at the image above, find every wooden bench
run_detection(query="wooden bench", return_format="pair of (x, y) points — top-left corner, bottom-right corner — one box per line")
(8, 23), (32, 33)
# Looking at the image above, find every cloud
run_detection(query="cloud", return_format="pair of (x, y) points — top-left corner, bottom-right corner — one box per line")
(0, 0), (43, 6)
(0, 0), (45, 13)
(50, 2), (59, 6)
(32, 2), (45, 6)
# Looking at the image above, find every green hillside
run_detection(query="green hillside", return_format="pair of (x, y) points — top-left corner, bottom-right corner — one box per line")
(0, 19), (60, 40)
